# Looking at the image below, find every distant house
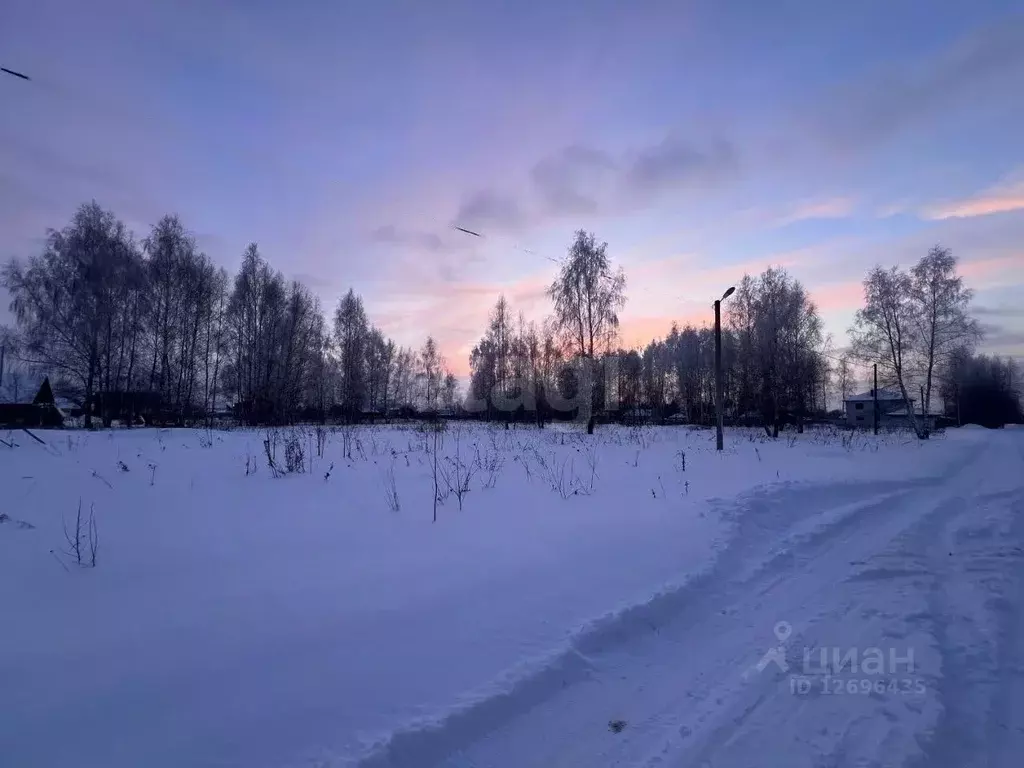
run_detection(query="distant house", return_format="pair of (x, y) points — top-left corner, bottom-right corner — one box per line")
(86, 390), (162, 426)
(844, 388), (909, 429)
(843, 388), (938, 431)
(0, 377), (65, 428)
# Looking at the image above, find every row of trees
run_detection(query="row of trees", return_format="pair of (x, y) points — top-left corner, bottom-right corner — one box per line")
(1, 202), (458, 426)
(940, 350), (1022, 427)
(466, 233), (1018, 436)
(468, 230), (830, 435)
(3, 204), (1019, 433)
(467, 231), (629, 432)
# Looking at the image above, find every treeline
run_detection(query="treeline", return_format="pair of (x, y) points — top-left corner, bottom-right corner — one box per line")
(940, 351), (1022, 427)
(468, 231), (828, 435)
(1, 202), (457, 426)
(3, 205), (1019, 433)
(465, 233), (1019, 435)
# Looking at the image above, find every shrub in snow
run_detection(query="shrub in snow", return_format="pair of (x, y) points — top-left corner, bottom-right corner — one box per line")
(422, 419), (448, 521)
(474, 444), (504, 491)
(627, 425), (648, 448)
(259, 428), (306, 477)
(841, 431), (855, 451)
(540, 452), (589, 499)
(263, 439), (281, 478)
(62, 500), (98, 568)
(284, 435), (305, 474)
(314, 424), (329, 457)
(514, 453), (534, 483)
(262, 428), (282, 473)
(440, 427), (475, 510)
(582, 443), (599, 489)
(381, 460), (400, 512)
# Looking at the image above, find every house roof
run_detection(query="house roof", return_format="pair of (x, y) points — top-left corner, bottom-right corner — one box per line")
(845, 388), (910, 403)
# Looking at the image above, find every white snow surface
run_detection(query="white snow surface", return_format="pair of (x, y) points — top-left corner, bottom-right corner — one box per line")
(2, 423), (1023, 767)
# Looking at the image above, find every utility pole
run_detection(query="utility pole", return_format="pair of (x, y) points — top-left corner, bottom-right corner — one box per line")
(715, 300), (723, 450)
(0, 345), (5, 397)
(873, 363), (879, 435)
(714, 286), (736, 451)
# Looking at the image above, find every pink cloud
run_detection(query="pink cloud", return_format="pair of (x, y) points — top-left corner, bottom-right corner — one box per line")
(774, 197), (856, 226)
(959, 254), (1024, 283)
(922, 176), (1024, 220)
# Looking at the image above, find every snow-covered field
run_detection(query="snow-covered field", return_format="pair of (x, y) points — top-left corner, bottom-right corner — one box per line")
(2, 422), (1023, 767)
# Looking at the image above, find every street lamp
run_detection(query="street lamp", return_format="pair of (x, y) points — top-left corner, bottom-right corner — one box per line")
(714, 286), (735, 451)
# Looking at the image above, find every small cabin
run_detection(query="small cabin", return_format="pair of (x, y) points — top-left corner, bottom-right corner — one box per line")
(0, 377), (65, 428)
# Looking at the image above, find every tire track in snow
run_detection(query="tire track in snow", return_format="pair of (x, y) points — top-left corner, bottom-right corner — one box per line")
(907, 435), (1024, 768)
(663, 435), (1024, 768)
(351, 483), (922, 768)
(354, 443), (987, 768)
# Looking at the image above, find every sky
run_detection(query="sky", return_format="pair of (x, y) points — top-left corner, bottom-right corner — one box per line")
(2, 0), (1023, 384)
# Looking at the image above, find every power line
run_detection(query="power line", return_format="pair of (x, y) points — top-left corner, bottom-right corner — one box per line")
(1, 67), (30, 81)
(449, 223), (563, 265)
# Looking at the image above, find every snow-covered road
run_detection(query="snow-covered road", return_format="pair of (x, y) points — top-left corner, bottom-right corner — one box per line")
(367, 430), (1024, 768)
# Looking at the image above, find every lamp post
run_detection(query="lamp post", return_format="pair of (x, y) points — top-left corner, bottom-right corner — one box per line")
(714, 286), (735, 451)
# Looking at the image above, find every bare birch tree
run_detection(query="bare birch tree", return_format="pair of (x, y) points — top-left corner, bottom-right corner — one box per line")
(334, 289), (369, 419)
(850, 266), (925, 438)
(834, 354), (854, 407)
(910, 246), (979, 417)
(547, 229), (626, 433)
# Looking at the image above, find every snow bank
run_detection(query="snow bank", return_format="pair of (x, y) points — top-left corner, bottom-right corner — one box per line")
(0, 424), (975, 767)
